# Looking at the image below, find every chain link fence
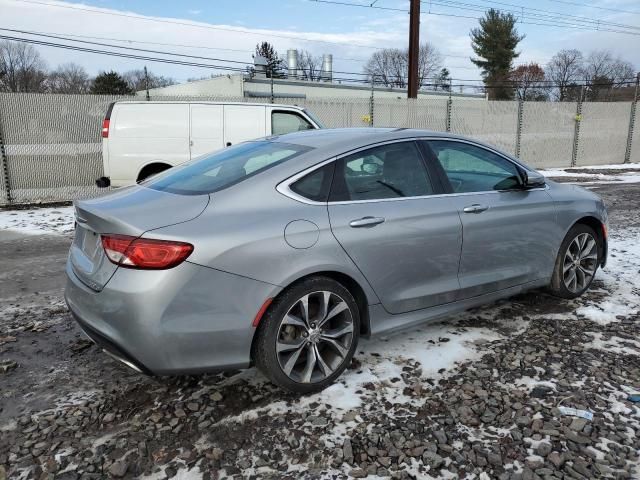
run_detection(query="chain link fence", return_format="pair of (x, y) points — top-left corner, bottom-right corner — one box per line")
(0, 92), (637, 206)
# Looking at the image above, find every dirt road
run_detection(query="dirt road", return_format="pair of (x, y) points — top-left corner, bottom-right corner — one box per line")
(1, 182), (639, 479)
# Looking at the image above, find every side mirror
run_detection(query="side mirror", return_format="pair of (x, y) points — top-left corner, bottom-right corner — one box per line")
(522, 170), (546, 188)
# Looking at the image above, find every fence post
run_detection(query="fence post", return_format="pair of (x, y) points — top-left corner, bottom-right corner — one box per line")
(515, 97), (524, 158)
(445, 85), (452, 132)
(369, 76), (375, 127)
(571, 86), (584, 167)
(0, 107), (11, 205)
(270, 74), (274, 104)
(624, 75), (639, 164)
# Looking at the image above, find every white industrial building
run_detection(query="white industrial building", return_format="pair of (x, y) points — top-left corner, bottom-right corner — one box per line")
(141, 49), (485, 101)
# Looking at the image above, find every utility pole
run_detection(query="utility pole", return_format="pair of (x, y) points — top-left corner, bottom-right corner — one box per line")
(407, 0), (420, 99)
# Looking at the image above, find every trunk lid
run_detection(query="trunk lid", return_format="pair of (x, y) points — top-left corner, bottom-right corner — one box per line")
(69, 185), (209, 291)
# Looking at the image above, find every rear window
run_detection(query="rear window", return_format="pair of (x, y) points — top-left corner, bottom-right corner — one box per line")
(147, 141), (312, 195)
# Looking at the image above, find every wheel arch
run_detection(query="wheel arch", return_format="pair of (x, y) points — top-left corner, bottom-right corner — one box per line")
(137, 161), (172, 182)
(252, 270), (373, 346)
(572, 215), (607, 267)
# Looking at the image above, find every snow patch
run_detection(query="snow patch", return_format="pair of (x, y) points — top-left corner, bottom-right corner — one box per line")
(0, 206), (74, 235)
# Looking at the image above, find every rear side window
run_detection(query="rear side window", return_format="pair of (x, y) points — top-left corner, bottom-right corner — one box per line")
(272, 111), (314, 135)
(290, 163), (335, 202)
(147, 141), (312, 195)
(330, 142), (434, 202)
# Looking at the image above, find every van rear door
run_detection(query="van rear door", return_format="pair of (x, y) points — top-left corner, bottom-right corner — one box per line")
(223, 105), (266, 147)
(189, 104), (224, 159)
(108, 103), (190, 186)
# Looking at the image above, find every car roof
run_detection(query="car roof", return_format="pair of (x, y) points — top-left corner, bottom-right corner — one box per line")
(264, 127), (534, 174)
(271, 127), (463, 151)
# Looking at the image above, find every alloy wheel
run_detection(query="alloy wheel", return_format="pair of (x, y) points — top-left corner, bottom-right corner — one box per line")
(276, 291), (354, 384)
(563, 232), (598, 293)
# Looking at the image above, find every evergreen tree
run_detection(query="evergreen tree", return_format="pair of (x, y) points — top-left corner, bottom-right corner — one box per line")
(470, 9), (524, 100)
(90, 71), (133, 95)
(435, 68), (451, 91)
(254, 42), (285, 78)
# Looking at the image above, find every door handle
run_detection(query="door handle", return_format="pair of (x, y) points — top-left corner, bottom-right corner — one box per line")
(226, 142), (232, 147)
(349, 216), (385, 228)
(463, 204), (489, 214)
(189, 140), (194, 147)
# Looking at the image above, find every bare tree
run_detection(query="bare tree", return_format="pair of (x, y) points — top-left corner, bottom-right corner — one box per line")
(47, 63), (91, 93)
(297, 50), (324, 81)
(418, 43), (444, 89)
(364, 48), (406, 87)
(364, 42), (443, 89)
(0, 40), (48, 92)
(546, 49), (584, 101)
(583, 50), (636, 100)
(511, 63), (548, 101)
(123, 69), (176, 92)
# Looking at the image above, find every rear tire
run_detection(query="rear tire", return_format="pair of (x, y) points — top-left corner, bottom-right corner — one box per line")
(549, 224), (600, 299)
(253, 276), (360, 394)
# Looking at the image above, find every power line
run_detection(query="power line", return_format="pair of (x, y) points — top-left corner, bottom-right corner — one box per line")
(428, 0), (640, 31)
(8, 0), (386, 50)
(4, 31), (637, 87)
(540, 0), (640, 16)
(0, 28), (384, 79)
(423, 8), (640, 36)
(0, 34), (249, 73)
(2, 32), (635, 92)
(309, 0), (640, 36)
(0, 28), (255, 66)
(0, 27), (374, 64)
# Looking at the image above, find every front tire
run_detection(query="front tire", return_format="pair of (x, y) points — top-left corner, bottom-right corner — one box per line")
(253, 277), (360, 393)
(549, 224), (600, 299)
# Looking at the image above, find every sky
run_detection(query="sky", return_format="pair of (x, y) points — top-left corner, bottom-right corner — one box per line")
(1, 0), (639, 89)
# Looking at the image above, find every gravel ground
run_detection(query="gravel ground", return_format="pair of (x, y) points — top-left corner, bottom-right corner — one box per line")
(1, 180), (639, 479)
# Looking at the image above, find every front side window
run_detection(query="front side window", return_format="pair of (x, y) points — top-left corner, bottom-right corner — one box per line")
(330, 142), (434, 202)
(272, 111), (314, 136)
(428, 141), (522, 193)
(147, 141), (311, 195)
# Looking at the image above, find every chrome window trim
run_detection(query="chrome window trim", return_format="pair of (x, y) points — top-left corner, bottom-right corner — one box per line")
(276, 136), (544, 206)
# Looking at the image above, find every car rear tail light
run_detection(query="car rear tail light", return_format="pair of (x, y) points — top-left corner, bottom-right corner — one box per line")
(101, 119), (110, 138)
(101, 234), (193, 270)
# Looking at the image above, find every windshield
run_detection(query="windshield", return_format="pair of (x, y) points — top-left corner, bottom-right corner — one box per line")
(303, 109), (325, 129)
(147, 141), (312, 195)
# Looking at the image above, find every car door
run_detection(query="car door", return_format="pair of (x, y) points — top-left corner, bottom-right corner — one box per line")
(270, 110), (316, 135)
(190, 104), (224, 159)
(424, 139), (558, 299)
(328, 140), (463, 314)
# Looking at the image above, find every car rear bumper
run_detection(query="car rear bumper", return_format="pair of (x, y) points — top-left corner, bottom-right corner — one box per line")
(64, 259), (280, 375)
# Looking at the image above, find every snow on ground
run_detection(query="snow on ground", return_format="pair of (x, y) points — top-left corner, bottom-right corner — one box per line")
(567, 163), (640, 170)
(0, 206), (74, 235)
(541, 163), (640, 184)
(574, 227), (640, 327)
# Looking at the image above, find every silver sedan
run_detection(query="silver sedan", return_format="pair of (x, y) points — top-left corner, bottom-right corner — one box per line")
(65, 128), (607, 392)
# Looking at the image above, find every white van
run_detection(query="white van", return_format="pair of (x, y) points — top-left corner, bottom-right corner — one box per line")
(97, 101), (323, 187)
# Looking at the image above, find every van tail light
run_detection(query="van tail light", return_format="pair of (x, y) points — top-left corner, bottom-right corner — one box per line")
(101, 234), (193, 270)
(101, 119), (110, 138)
